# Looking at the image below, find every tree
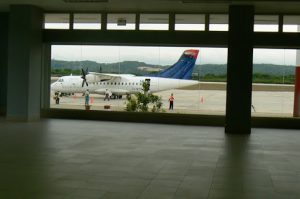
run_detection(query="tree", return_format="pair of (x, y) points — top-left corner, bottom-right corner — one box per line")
(125, 81), (164, 112)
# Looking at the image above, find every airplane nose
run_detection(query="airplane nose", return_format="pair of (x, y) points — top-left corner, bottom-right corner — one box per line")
(50, 83), (56, 90)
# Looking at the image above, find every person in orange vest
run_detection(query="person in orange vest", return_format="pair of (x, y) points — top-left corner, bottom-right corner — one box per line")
(169, 93), (174, 110)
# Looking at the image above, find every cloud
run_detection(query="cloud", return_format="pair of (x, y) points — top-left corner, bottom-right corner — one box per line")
(52, 45), (297, 66)
(52, 45), (228, 65)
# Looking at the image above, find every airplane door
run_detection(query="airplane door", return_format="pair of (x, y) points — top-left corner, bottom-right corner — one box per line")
(145, 78), (156, 92)
(145, 79), (150, 85)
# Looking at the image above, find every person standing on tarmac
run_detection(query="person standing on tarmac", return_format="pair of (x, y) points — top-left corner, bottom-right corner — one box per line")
(104, 89), (110, 101)
(54, 92), (60, 104)
(85, 89), (90, 106)
(169, 93), (174, 110)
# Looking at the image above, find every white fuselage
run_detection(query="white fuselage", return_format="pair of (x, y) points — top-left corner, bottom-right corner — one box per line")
(51, 75), (199, 95)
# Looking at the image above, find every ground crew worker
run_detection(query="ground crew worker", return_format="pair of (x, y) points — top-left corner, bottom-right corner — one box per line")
(85, 89), (90, 106)
(104, 89), (110, 101)
(169, 93), (174, 110)
(54, 92), (60, 105)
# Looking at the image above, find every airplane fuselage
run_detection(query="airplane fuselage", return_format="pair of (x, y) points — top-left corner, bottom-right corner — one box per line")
(51, 75), (198, 96)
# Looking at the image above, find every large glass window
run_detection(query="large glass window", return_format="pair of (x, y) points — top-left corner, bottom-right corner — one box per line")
(44, 13), (70, 29)
(73, 13), (101, 30)
(254, 15), (279, 32)
(107, 14), (135, 30)
(209, 14), (228, 31)
(252, 49), (297, 117)
(175, 14), (205, 31)
(283, 15), (300, 33)
(140, 14), (169, 30)
(50, 46), (227, 115)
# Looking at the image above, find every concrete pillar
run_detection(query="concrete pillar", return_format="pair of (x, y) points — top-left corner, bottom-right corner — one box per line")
(7, 5), (43, 121)
(0, 13), (8, 116)
(225, 5), (254, 134)
(41, 44), (51, 110)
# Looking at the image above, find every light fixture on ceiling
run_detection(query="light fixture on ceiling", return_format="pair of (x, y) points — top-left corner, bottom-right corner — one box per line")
(62, 0), (109, 3)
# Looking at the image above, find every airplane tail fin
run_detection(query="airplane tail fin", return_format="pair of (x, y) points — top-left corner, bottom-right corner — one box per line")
(153, 49), (199, 80)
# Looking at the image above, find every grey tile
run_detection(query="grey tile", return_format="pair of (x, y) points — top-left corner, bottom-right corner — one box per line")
(1, 119), (300, 199)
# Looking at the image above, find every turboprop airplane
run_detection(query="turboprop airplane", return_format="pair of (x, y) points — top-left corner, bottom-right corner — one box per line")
(51, 49), (199, 99)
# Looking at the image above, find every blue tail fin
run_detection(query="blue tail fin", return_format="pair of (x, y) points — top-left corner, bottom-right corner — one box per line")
(152, 49), (199, 80)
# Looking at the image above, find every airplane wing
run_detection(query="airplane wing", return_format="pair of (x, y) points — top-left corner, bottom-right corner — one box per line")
(88, 72), (136, 81)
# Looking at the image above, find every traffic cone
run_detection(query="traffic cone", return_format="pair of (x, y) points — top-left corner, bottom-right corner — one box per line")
(72, 95), (77, 102)
(200, 96), (204, 103)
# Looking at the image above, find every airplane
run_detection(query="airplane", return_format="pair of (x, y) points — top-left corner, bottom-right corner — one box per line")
(51, 49), (199, 99)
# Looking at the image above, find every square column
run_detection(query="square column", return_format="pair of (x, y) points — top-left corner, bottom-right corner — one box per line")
(7, 5), (43, 121)
(225, 5), (254, 134)
(0, 13), (8, 116)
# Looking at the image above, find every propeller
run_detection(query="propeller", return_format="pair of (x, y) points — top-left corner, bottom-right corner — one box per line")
(81, 68), (89, 87)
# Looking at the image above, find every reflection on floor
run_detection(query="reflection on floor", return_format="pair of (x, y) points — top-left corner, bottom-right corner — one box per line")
(0, 118), (299, 198)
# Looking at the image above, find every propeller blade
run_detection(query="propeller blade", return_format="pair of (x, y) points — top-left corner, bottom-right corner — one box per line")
(81, 67), (89, 87)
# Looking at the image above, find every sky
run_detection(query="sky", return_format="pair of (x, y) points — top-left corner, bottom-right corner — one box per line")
(51, 45), (298, 66)
(52, 45), (228, 65)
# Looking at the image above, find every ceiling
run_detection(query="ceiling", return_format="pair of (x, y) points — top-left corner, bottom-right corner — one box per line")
(1, 0), (300, 13)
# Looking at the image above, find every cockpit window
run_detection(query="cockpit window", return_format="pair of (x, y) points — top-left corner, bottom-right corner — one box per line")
(58, 78), (64, 82)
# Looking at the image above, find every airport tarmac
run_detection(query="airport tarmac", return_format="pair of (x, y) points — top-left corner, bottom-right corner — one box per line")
(50, 89), (295, 117)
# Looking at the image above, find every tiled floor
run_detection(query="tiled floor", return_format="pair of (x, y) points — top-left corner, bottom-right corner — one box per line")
(0, 118), (300, 199)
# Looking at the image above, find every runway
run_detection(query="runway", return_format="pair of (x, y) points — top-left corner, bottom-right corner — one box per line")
(50, 89), (295, 117)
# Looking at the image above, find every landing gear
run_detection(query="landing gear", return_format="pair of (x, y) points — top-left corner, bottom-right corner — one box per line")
(110, 94), (122, 99)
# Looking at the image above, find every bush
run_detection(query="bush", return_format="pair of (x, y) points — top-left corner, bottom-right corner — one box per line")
(125, 81), (163, 112)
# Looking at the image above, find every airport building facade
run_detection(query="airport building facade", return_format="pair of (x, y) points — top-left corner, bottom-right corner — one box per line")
(1, 1), (300, 133)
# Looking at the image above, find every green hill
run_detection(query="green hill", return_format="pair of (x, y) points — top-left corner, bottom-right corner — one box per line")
(51, 60), (159, 76)
(52, 59), (297, 76)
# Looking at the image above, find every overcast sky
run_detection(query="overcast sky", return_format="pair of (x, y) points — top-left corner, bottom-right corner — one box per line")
(52, 45), (298, 66)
